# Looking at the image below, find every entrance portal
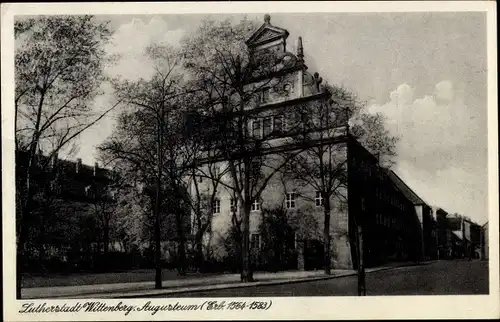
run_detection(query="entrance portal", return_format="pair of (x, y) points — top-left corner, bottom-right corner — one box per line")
(304, 239), (324, 271)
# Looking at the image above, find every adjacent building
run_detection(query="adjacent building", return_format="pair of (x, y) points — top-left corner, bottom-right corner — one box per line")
(480, 222), (489, 260)
(384, 169), (438, 260)
(16, 150), (116, 269)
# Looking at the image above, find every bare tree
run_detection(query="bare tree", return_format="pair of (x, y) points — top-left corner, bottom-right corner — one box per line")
(286, 82), (398, 288)
(280, 82), (356, 275)
(181, 17), (306, 282)
(99, 44), (195, 287)
(14, 15), (116, 298)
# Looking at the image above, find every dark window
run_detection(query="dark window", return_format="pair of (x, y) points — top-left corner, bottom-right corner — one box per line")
(213, 199), (221, 214)
(260, 88), (271, 103)
(286, 192), (296, 209)
(315, 191), (324, 207)
(251, 160), (261, 179)
(251, 234), (260, 250)
(252, 119), (262, 139)
(231, 198), (238, 212)
(263, 117), (272, 137)
(251, 199), (261, 211)
(273, 115), (284, 134)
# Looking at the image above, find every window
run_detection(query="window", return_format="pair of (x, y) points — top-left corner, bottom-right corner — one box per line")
(230, 198), (237, 213)
(85, 185), (94, 199)
(273, 115), (284, 134)
(285, 161), (295, 173)
(213, 199), (221, 214)
(251, 160), (261, 179)
(252, 119), (262, 139)
(315, 191), (324, 207)
(251, 199), (261, 211)
(50, 181), (62, 194)
(286, 192), (296, 209)
(259, 87), (271, 103)
(263, 117), (272, 137)
(251, 234), (260, 250)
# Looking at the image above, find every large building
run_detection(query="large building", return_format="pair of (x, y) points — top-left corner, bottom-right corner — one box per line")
(16, 150), (117, 270)
(190, 15), (425, 270)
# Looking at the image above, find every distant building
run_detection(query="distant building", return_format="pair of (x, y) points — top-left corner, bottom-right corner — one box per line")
(480, 222), (489, 260)
(16, 150), (114, 205)
(434, 207), (453, 259)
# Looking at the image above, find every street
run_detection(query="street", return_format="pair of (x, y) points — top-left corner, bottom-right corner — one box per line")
(158, 260), (488, 297)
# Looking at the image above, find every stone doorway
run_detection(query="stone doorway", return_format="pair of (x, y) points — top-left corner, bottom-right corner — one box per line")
(303, 239), (324, 271)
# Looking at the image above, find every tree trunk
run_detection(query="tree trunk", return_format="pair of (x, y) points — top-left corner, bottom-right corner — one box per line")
(154, 195), (162, 288)
(175, 211), (186, 276)
(196, 240), (203, 272)
(154, 114), (163, 289)
(103, 220), (110, 256)
(17, 159), (37, 298)
(323, 200), (331, 275)
(240, 205), (253, 282)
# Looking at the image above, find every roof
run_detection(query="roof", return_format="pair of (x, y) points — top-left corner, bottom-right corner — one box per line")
(246, 15), (289, 48)
(451, 230), (465, 241)
(383, 169), (427, 206)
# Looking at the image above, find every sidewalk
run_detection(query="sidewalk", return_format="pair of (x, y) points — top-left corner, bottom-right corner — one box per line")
(21, 261), (433, 299)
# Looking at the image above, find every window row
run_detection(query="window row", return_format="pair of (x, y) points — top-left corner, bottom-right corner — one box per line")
(374, 187), (407, 212)
(251, 115), (285, 139)
(212, 191), (326, 214)
(375, 213), (411, 234)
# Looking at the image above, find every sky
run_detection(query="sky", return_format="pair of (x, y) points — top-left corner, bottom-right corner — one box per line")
(77, 12), (488, 224)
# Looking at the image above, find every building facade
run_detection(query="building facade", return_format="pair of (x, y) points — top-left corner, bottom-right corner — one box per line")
(191, 15), (425, 270)
(385, 170), (438, 260)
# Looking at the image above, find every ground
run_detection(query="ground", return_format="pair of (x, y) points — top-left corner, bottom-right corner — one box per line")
(22, 269), (220, 288)
(155, 259), (488, 297)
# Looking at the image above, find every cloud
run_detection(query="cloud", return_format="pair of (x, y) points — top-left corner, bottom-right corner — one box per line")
(105, 17), (186, 81)
(435, 80), (455, 104)
(394, 160), (487, 224)
(368, 80), (478, 157)
(368, 81), (487, 223)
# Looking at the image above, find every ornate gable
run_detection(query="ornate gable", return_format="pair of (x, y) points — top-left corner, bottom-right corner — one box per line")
(246, 14), (289, 49)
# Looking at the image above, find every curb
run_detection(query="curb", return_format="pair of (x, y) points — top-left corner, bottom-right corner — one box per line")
(112, 262), (432, 299)
(28, 262), (432, 299)
(67, 271), (358, 299)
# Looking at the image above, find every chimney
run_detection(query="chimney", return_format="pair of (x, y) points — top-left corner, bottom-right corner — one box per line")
(94, 162), (98, 176)
(76, 158), (82, 174)
(296, 36), (304, 61)
(313, 72), (323, 91)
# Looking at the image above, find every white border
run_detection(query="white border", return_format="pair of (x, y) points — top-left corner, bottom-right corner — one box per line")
(2, 2), (499, 321)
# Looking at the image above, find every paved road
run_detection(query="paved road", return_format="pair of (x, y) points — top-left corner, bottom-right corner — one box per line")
(157, 260), (488, 297)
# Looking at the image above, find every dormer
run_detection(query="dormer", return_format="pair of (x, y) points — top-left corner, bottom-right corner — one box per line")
(246, 14), (290, 54)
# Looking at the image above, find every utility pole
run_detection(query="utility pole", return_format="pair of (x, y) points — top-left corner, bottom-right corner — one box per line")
(461, 215), (466, 259)
(346, 103), (366, 296)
